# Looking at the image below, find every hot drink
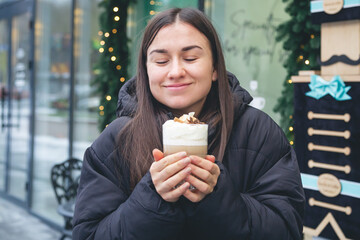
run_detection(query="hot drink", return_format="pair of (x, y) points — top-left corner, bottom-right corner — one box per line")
(162, 112), (208, 157)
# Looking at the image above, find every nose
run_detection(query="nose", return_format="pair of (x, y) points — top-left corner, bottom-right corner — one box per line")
(168, 59), (185, 79)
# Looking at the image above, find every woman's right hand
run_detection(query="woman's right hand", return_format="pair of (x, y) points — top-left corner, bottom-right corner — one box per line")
(150, 149), (192, 202)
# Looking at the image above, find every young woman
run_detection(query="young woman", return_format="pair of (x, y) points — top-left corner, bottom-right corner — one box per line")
(73, 8), (304, 240)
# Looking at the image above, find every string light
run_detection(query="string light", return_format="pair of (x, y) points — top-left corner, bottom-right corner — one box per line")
(99, 105), (104, 111)
(150, 0), (155, 5)
(305, 60), (310, 65)
(106, 95), (112, 101)
(100, 40), (105, 45)
(289, 115), (293, 119)
(289, 126), (294, 132)
(120, 77), (125, 82)
(299, 55), (303, 60)
(108, 47), (114, 52)
(106, 124), (109, 128)
(113, 7), (119, 12)
(98, 31), (103, 36)
(104, 32), (110, 37)
(288, 79), (292, 84)
(114, 16), (120, 21)
(116, 65), (122, 70)
(311, 34), (315, 39)
(100, 111), (104, 116)
(112, 29), (117, 34)
(290, 141), (294, 145)
(111, 56), (116, 61)
(99, 48), (104, 53)
(149, 10), (155, 15)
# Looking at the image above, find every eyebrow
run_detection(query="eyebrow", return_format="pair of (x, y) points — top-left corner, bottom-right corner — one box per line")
(149, 45), (203, 55)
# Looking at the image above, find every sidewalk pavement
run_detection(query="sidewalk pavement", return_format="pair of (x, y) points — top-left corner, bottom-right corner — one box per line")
(0, 197), (61, 240)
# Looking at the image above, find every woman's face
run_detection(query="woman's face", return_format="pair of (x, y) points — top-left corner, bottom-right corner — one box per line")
(146, 21), (217, 116)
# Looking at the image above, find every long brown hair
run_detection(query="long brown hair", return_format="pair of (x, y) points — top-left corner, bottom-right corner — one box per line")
(117, 8), (234, 188)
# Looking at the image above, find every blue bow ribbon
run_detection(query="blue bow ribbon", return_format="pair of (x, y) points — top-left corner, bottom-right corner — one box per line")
(305, 75), (352, 101)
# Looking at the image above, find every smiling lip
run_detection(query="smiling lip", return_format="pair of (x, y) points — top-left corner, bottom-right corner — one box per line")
(164, 83), (192, 90)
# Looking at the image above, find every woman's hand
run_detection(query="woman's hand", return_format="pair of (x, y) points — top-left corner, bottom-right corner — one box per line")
(183, 155), (220, 202)
(150, 149), (192, 202)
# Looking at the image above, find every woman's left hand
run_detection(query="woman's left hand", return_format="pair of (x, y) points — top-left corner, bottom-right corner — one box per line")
(183, 155), (220, 202)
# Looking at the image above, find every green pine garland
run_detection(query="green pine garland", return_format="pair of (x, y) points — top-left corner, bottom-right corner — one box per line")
(274, 0), (320, 143)
(93, 0), (134, 131)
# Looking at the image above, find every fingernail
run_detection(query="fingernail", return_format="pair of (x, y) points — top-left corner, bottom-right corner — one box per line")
(178, 152), (187, 157)
(183, 157), (191, 164)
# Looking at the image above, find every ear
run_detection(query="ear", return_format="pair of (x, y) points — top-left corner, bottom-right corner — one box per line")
(212, 69), (218, 82)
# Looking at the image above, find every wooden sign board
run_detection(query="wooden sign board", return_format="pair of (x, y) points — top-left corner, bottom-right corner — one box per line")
(321, 20), (360, 75)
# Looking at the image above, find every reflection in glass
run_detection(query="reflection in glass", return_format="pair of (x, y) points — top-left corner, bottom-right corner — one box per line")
(0, 20), (8, 191)
(8, 12), (31, 201)
(32, 0), (71, 224)
(73, 0), (101, 160)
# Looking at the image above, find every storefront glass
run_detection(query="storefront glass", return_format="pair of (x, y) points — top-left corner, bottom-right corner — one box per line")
(32, 0), (72, 224)
(0, 20), (8, 191)
(72, 0), (101, 160)
(8, 11), (32, 201)
(205, 0), (289, 123)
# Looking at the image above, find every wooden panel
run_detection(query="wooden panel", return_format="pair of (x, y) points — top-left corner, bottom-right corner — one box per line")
(321, 20), (360, 75)
(291, 74), (360, 83)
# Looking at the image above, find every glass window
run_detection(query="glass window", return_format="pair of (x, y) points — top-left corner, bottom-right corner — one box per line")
(72, 0), (102, 160)
(0, 20), (8, 191)
(32, 0), (72, 224)
(8, 11), (32, 201)
(205, 0), (289, 123)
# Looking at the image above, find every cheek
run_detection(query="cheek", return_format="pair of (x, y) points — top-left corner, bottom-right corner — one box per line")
(147, 64), (165, 83)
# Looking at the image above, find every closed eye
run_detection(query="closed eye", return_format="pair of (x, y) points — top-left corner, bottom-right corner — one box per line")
(156, 60), (168, 64)
(185, 58), (196, 62)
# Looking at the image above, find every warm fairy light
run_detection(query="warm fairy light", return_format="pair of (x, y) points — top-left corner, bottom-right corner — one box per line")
(99, 48), (104, 53)
(108, 47), (114, 52)
(289, 115), (293, 119)
(289, 126), (294, 132)
(150, 10), (155, 15)
(106, 95), (112, 101)
(150, 0), (155, 5)
(114, 16), (120, 21)
(299, 55), (303, 60)
(311, 34), (315, 39)
(120, 77), (125, 82)
(99, 105), (104, 111)
(100, 111), (104, 116)
(98, 31), (103, 36)
(111, 56), (116, 61)
(112, 29), (117, 34)
(106, 124), (109, 128)
(288, 79), (292, 84)
(300, 45), (304, 49)
(113, 7), (119, 12)
(100, 40), (105, 45)
(290, 141), (294, 145)
(104, 32), (110, 37)
(305, 60), (310, 65)
(116, 65), (122, 70)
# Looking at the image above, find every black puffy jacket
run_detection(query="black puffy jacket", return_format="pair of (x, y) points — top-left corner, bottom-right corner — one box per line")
(73, 73), (305, 239)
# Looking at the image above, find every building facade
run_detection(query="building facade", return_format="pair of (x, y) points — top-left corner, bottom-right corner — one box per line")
(0, 0), (288, 229)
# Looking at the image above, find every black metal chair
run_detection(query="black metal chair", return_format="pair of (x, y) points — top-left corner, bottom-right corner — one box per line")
(51, 158), (82, 240)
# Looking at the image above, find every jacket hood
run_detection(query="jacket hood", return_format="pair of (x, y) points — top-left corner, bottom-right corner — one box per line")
(116, 72), (253, 118)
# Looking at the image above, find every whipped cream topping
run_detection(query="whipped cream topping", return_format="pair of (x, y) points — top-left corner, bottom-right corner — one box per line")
(163, 120), (208, 145)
